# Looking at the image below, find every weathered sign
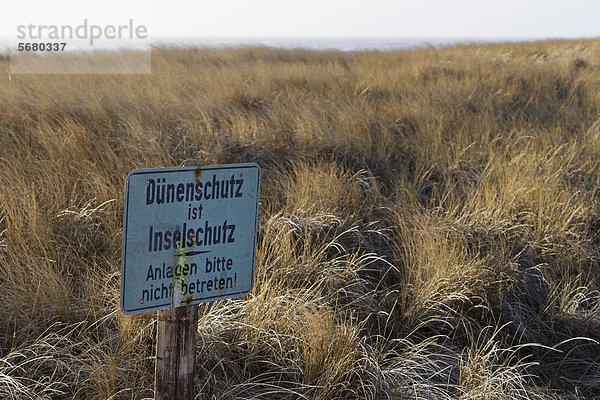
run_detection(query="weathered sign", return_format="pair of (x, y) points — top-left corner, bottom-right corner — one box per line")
(121, 163), (260, 315)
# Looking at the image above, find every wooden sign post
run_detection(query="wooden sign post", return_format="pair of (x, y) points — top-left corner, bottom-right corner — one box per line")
(155, 305), (198, 400)
(120, 164), (261, 400)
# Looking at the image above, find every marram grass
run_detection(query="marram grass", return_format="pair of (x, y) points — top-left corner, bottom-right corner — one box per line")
(1, 39), (600, 399)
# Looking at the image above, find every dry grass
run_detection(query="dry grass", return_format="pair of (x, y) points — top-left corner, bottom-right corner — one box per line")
(1, 38), (600, 398)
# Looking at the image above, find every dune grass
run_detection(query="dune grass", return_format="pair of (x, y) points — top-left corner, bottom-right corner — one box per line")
(1, 39), (600, 398)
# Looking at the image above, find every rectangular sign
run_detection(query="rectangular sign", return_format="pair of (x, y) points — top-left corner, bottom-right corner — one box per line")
(120, 163), (260, 315)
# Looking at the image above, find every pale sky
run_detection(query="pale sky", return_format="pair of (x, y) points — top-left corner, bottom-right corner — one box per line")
(151, 0), (599, 38)
(2, 0), (599, 40)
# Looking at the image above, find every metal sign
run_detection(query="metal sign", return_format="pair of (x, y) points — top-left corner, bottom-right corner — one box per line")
(120, 163), (260, 315)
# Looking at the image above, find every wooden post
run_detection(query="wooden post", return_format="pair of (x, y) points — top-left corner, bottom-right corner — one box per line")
(155, 304), (199, 400)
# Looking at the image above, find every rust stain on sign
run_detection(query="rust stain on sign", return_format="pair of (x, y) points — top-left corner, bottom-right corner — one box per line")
(194, 166), (203, 181)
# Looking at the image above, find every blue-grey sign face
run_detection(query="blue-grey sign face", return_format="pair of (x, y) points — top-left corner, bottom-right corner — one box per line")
(121, 163), (260, 315)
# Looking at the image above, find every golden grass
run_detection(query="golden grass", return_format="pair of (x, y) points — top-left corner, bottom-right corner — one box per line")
(1, 39), (600, 398)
